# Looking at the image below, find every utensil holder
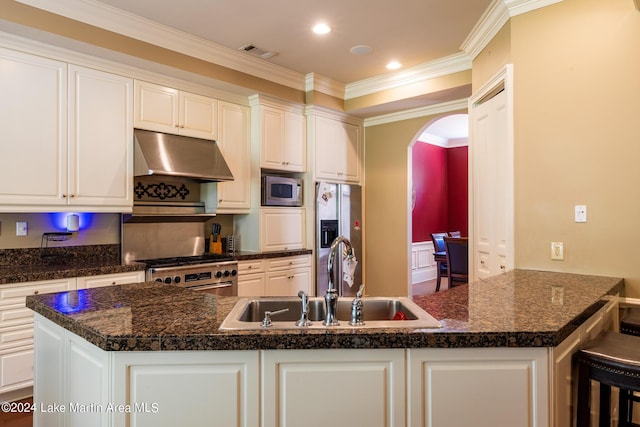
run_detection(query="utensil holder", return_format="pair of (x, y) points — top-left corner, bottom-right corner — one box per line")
(226, 235), (238, 255)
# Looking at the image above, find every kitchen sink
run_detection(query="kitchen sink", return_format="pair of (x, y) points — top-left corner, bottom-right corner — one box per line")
(219, 296), (442, 330)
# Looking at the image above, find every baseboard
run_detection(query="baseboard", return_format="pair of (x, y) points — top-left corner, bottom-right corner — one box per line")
(0, 385), (33, 402)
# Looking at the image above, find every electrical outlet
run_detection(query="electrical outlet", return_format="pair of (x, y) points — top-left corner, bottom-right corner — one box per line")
(16, 221), (28, 236)
(551, 242), (564, 260)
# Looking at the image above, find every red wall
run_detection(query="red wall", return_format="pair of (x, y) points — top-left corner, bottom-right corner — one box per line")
(412, 142), (468, 243)
(446, 146), (468, 237)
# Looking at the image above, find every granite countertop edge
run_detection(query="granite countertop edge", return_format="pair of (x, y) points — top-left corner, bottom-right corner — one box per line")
(26, 270), (625, 352)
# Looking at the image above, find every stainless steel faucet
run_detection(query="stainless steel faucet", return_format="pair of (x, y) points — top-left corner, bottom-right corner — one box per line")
(324, 236), (355, 326)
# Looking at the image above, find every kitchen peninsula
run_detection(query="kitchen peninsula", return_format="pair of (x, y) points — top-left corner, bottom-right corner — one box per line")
(27, 270), (622, 427)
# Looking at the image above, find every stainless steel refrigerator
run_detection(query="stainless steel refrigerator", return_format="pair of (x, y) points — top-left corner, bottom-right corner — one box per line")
(315, 182), (363, 297)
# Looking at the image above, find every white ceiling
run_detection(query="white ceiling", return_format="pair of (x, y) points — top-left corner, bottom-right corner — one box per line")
(418, 114), (469, 146)
(92, 0), (493, 85)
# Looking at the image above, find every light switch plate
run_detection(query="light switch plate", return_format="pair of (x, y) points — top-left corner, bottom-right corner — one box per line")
(575, 205), (587, 222)
(16, 221), (28, 236)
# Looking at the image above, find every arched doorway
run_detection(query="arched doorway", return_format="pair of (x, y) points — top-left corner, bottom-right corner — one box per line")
(409, 114), (468, 296)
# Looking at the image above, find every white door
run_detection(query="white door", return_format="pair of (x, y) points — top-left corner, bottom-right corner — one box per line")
(68, 65), (133, 208)
(469, 65), (514, 280)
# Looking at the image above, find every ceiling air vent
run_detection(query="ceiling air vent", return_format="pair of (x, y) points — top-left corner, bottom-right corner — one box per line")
(238, 44), (278, 60)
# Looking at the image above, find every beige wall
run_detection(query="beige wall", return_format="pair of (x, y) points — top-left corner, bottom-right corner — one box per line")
(472, 23), (512, 89)
(508, 0), (640, 294)
(364, 112), (466, 296)
(0, 213), (120, 249)
(365, 0), (640, 296)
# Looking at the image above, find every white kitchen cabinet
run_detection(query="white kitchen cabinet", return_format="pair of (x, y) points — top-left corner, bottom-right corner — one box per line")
(134, 80), (218, 140)
(202, 101), (252, 213)
(250, 95), (306, 172)
(76, 271), (145, 289)
(238, 255), (312, 296)
(0, 278), (74, 400)
(34, 313), (111, 427)
(308, 108), (362, 184)
(551, 297), (618, 427)
(265, 255), (312, 296)
(0, 48), (133, 212)
(260, 207), (306, 252)
(35, 315), (260, 427)
(0, 272), (143, 401)
(262, 348), (406, 427)
(237, 259), (267, 296)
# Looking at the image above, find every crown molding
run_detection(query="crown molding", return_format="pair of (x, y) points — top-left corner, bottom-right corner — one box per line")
(305, 73), (345, 98)
(15, 0), (563, 100)
(345, 53), (471, 100)
(15, 0), (307, 91)
(461, 0), (563, 60)
(504, 0), (564, 16)
(364, 98), (468, 127)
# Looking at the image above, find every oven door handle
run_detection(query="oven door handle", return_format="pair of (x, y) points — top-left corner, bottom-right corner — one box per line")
(188, 282), (234, 292)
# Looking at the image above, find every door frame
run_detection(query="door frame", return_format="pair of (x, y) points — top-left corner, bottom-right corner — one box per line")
(467, 64), (514, 283)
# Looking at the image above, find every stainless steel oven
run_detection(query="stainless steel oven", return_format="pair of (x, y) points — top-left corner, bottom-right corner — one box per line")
(144, 256), (238, 296)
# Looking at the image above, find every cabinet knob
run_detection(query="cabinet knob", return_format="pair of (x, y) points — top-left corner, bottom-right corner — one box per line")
(34, 290), (39, 295)
(112, 281), (117, 285)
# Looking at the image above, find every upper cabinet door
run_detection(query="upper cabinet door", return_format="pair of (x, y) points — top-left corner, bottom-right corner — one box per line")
(211, 101), (251, 213)
(134, 80), (179, 133)
(68, 65), (133, 209)
(313, 114), (362, 184)
(179, 91), (217, 140)
(259, 104), (305, 172)
(0, 47), (68, 208)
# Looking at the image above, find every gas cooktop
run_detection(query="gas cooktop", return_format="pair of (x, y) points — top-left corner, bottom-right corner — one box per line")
(139, 254), (234, 269)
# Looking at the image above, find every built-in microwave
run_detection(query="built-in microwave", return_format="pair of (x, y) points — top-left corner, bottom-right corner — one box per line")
(261, 175), (302, 207)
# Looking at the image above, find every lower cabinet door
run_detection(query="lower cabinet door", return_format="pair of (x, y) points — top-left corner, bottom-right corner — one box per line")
(0, 346), (33, 391)
(408, 347), (549, 427)
(262, 348), (405, 427)
(112, 351), (259, 427)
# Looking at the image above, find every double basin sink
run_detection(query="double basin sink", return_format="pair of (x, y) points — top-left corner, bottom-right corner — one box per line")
(219, 296), (442, 330)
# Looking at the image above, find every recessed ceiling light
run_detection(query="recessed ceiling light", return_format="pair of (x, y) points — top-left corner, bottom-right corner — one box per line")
(312, 23), (331, 35)
(386, 60), (402, 70)
(350, 45), (373, 55)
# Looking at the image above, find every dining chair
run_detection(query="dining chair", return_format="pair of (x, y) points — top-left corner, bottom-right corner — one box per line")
(430, 233), (449, 291)
(444, 237), (468, 287)
(448, 231), (461, 238)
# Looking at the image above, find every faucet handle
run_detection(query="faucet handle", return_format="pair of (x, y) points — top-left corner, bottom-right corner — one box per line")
(356, 284), (365, 298)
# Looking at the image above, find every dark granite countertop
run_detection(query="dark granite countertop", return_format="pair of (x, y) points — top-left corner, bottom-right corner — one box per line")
(232, 249), (313, 261)
(0, 245), (145, 285)
(0, 246), (311, 285)
(26, 269), (623, 351)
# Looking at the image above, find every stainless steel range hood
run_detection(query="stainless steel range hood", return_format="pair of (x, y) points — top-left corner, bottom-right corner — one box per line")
(134, 129), (234, 182)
